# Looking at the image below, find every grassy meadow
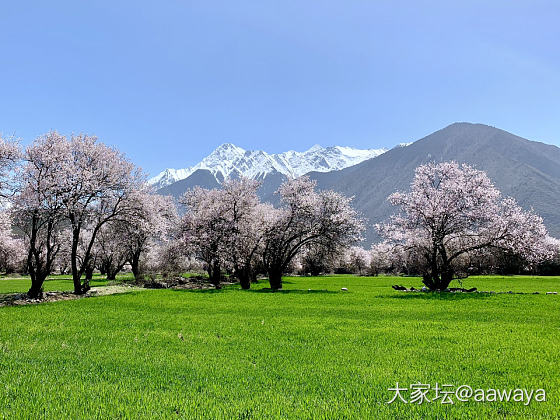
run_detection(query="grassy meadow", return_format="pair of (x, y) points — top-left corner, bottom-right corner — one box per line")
(0, 274), (559, 419)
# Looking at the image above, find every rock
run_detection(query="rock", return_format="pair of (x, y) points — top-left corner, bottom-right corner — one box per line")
(546, 292), (558, 295)
(421, 286), (428, 292)
(392, 285), (407, 291)
(143, 280), (168, 289)
(341, 287), (348, 291)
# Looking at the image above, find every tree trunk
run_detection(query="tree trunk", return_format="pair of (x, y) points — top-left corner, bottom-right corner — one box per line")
(27, 274), (46, 299)
(422, 270), (453, 291)
(130, 253), (141, 280)
(73, 275), (83, 294)
(268, 269), (283, 290)
(85, 266), (94, 281)
(106, 269), (117, 281)
(238, 269), (251, 290)
(208, 260), (221, 288)
(71, 230), (84, 295)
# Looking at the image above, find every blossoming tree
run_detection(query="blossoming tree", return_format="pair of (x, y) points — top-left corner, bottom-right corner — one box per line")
(12, 133), (67, 297)
(377, 162), (552, 290)
(19, 132), (145, 294)
(262, 177), (364, 289)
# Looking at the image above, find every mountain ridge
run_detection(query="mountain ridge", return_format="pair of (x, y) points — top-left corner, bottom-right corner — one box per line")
(148, 143), (387, 189)
(308, 122), (560, 242)
(156, 123), (560, 243)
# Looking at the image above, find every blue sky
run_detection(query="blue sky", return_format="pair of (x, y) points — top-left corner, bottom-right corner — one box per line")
(1, 1), (559, 176)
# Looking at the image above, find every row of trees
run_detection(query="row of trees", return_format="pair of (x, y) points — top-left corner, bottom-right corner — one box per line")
(179, 177), (364, 289)
(0, 132), (365, 295)
(176, 162), (554, 291)
(0, 133), (177, 297)
(307, 162), (553, 289)
(0, 133), (555, 294)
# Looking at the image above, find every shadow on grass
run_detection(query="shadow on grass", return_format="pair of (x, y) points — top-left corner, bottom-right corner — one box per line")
(246, 288), (337, 294)
(169, 286), (337, 294)
(385, 292), (495, 300)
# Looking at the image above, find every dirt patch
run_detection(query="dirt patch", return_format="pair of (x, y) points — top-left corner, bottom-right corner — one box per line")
(0, 278), (236, 307)
(0, 285), (144, 307)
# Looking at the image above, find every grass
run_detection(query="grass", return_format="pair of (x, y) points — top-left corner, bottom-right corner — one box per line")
(0, 274), (559, 419)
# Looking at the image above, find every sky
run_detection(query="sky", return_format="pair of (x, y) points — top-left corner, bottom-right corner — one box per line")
(1, 1), (559, 177)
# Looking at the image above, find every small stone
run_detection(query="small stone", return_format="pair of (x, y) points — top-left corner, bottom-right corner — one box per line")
(546, 292), (558, 295)
(341, 287), (348, 291)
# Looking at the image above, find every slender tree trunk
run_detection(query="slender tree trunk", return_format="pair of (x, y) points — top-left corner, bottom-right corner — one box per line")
(71, 232), (83, 294)
(85, 266), (94, 281)
(130, 252), (141, 280)
(130, 260), (140, 280)
(208, 260), (221, 288)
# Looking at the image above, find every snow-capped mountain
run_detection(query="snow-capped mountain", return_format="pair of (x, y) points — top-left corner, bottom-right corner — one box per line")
(149, 143), (387, 189)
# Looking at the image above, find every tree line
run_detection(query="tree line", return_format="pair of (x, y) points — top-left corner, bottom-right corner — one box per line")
(0, 133), (555, 297)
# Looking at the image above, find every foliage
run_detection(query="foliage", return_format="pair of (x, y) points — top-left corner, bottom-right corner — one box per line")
(377, 162), (552, 290)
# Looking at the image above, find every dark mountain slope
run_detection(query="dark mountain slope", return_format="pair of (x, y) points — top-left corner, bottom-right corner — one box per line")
(157, 169), (220, 197)
(157, 123), (560, 244)
(309, 123), (560, 243)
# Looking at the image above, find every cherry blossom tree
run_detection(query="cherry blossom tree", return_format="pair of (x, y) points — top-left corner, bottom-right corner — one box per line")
(96, 192), (177, 281)
(343, 246), (371, 275)
(300, 243), (341, 276)
(122, 193), (177, 280)
(262, 177), (364, 289)
(0, 211), (25, 274)
(54, 237), (72, 275)
(23, 132), (145, 294)
(11, 133), (67, 297)
(180, 179), (272, 289)
(377, 162), (552, 291)
(0, 135), (21, 199)
(220, 179), (269, 289)
(180, 187), (230, 287)
(94, 223), (129, 280)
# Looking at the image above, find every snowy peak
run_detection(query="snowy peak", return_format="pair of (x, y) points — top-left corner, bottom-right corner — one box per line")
(148, 143), (387, 189)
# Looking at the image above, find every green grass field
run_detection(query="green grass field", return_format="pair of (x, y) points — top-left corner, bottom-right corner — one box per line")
(0, 275), (559, 419)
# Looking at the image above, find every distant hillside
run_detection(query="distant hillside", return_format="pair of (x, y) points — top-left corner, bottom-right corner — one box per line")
(157, 123), (560, 244)
(310, 123), (560, 243)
